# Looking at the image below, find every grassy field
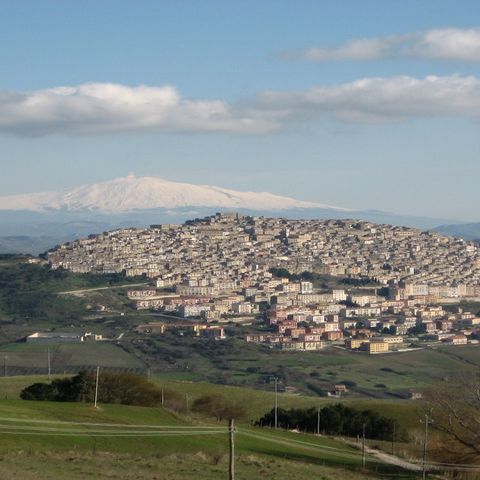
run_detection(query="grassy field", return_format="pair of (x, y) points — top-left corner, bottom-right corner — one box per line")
(132, 330), (480, 398)
(0, 342), (145, 376)
(0, 451), (405, 480)
(0, 392), (418, 480)
(0, 374), (423, 434)
(2, 333), (479, 401)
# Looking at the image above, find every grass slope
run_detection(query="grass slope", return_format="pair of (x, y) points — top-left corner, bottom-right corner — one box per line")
(0, 396), (415, 480)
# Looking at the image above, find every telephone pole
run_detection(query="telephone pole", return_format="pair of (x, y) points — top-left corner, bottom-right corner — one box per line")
(362, 422), (366, 468)
(47, 347), (51, 379)
(228, 418), (235, 480)
(3, 356), (7, 377)
(94, 366), (100, 408)
(392, 421), (396, 455)
(161, 388), (164, 408)
(317, 407), (321, 435)
(422, 414), (432, 480)
(273, 376), (278, 429)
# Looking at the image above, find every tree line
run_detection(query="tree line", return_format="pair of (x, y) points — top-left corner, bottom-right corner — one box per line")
(20, 371), (246, 421)
(256, 403), (406, 441)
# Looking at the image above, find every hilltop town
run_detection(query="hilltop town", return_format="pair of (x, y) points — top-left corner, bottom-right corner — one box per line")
(44, 213), (480, 354)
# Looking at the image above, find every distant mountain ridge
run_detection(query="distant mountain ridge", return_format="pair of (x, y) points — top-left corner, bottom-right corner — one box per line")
(434, 223), (480, 241)
(0, 174), (346, 213)
(0, 174), (465, 254)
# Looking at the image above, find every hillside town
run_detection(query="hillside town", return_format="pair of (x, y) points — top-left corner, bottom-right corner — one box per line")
(46, 213), (480, 352)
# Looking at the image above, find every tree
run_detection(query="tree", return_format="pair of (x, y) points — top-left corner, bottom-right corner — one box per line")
(192, 394), (246, 421)
(20, 382), (56, 401)
(425, 372), (480, 463)
(20, 371), (170, 407)
(255, 404), (403, 441)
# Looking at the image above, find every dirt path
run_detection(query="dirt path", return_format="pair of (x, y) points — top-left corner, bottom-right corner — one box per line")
(364, 445), (422, 471)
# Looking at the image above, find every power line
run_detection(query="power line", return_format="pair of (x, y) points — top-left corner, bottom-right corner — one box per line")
(0, 430), (227, 437)
(0, 424), (226, 435)
(0, 416), (225, 429)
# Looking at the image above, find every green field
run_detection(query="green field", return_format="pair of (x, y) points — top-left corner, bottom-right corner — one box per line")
(0, 342), (145, 376)
(132, 331), (480, 398)
(0, 375), (423, 434)
(0, 376), (419, 479)
(2, 329), (479, 402)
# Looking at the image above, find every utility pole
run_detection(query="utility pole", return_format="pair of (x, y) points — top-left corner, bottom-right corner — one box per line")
(317, 407), (321, 435)
(422, 414), (431, 480)
(392, 421), (396, 455)
(161, 388), (164, 408)
(228, 418), (235, 480)
(94, 366), (100, 408)
(274, 377), (278, 429)
(185, 393), (189, 412)
(3, 356), (7, 377)
(362, 422), (366, 468)
(47, 347), (51, 379)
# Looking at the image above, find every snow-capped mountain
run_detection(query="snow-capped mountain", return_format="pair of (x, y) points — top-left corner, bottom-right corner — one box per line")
(0, 175), (460, 255)
(0, 174), (347, 213)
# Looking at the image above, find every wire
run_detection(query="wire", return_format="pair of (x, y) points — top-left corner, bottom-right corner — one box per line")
(0, 417), (223, 429)
(0, 424), (227, 435)
(0, 430), (227, 437)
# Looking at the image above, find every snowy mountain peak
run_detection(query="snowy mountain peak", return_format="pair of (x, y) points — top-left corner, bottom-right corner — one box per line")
(0, 175), (349, 214)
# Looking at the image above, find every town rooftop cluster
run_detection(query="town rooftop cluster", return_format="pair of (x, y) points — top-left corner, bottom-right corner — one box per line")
(47, 213), (480, 352)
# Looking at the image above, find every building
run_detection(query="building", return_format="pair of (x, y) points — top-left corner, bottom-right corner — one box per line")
(345, 338), (367, 350)
(136, 323), (167, 334)
(200, 327), (226, 340)
(26, 332), (102, 343)
(366, 341), (389, 354)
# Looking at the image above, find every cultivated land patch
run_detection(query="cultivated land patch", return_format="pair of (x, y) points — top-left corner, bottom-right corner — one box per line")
(0, 342), (145, 376)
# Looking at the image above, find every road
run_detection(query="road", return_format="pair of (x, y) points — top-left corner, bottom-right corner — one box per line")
(57, 282), (149, 295)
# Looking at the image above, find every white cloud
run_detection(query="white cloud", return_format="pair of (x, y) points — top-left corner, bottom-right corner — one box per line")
(260, 75), (480, 123)
(285, 28), (480, 62)
(2, 76), (480, 136)
(0, 83), (282, 136)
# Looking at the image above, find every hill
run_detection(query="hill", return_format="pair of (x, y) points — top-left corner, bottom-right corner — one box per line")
(0, 376), (417, 480)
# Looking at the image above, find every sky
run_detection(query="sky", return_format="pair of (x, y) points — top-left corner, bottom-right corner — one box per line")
(1, 0), (480, 221)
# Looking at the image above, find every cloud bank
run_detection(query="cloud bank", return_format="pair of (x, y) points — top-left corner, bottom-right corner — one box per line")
(2, 76), (480, 135)
(0, 83), (281, 136)
(260, 74), (480, 123)
(284, 27), (480, 62)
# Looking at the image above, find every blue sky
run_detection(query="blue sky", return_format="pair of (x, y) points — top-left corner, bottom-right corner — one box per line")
(1, 0), (480, 220)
